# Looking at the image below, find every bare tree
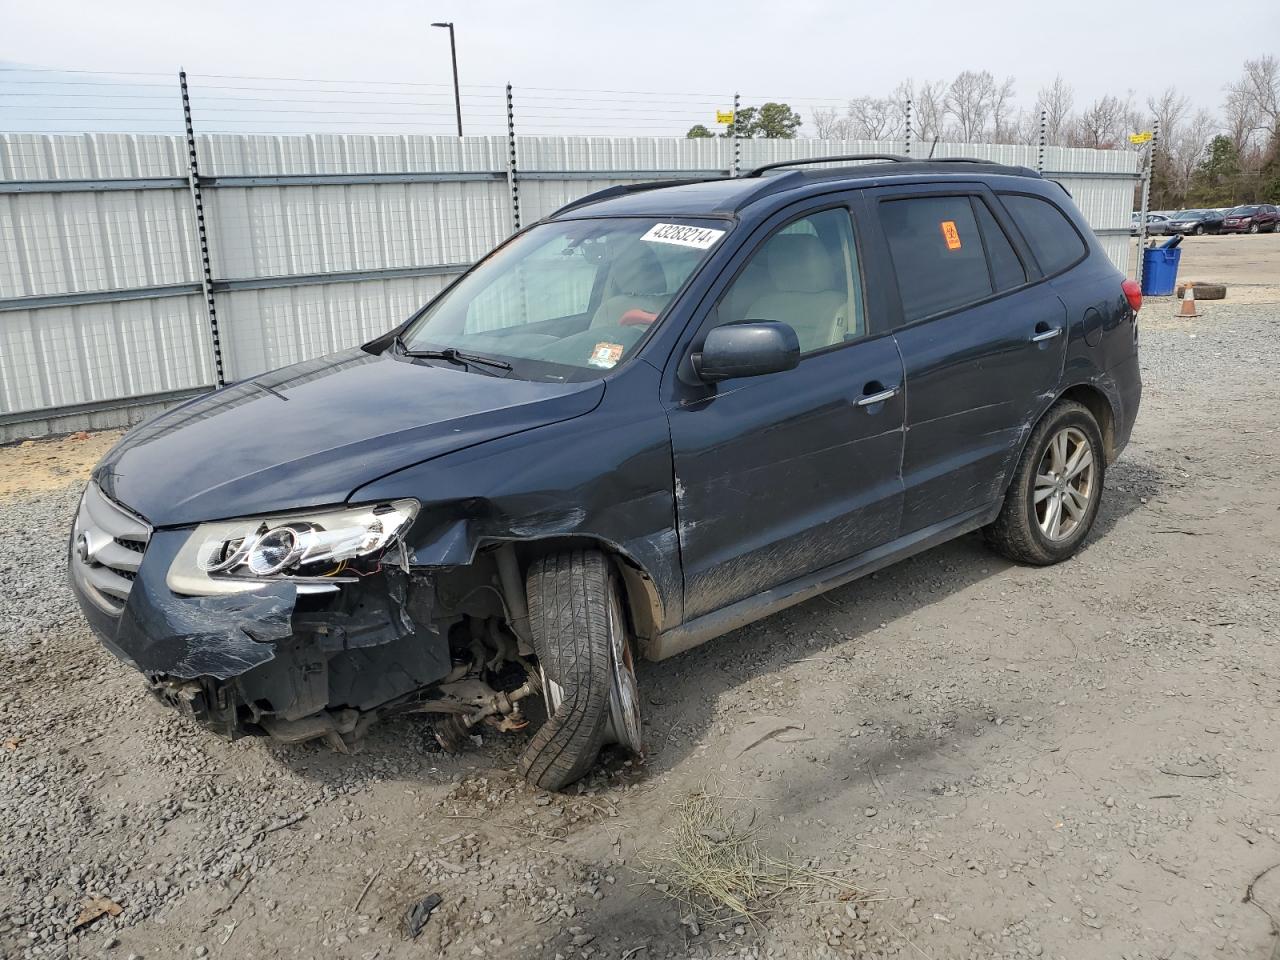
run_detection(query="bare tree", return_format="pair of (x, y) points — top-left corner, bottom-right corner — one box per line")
(1071, 95), (1128, 148)
(1034, 75), (1074, 145)
(810, 107), (852, 139)
(945, 70), (996, 141)
(1225, 54), (1279, 153)
(846, 96), (897, 139)
(899, 78), (947, 143)
(1224, 83), (1262, 153)
(990, 76), (1018, 143)
(1168, 108), (1217, 196)
(1237, 54), (1279, 125)
(1147, 86), (1190, 149)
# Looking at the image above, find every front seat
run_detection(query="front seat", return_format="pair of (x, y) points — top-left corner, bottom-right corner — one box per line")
(589, 242), (671, 328)
(744, 234), (848, 353)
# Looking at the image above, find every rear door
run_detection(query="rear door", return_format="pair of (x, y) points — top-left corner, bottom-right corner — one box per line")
(665, 198), (906, 621)
(863, 183), (1067, 532)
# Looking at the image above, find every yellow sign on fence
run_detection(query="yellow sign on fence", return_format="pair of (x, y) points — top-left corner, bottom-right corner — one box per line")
(716, 110), (735, 125)
(1129, 131), (1153, 144)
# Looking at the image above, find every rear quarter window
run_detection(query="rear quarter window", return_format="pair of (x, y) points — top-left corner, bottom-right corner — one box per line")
(999, 193), (1088, 276)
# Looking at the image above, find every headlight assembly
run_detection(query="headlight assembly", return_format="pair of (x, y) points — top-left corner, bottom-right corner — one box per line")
(167, 499), (419, 596)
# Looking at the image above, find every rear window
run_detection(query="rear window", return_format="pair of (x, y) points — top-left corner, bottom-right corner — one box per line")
(1000, 193), (1088, 276)
(878, 195), (994, 322)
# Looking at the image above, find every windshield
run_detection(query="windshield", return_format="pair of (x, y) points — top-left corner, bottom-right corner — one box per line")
(1229, 205), (1259, 215)
(1176, 210), (1204, 219)
(399, 217), (729, 381)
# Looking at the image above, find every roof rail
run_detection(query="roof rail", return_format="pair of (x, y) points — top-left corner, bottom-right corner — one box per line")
(743, 154), (910, 177)
(548, 177), (725, 218)
(927, 156), (1004, 164)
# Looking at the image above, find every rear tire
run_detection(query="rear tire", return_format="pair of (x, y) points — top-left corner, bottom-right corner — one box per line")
(517, 550), (628, 791)
(985, 401), (1106, 566)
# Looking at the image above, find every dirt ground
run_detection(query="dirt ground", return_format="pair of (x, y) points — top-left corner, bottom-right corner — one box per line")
(2, 235), (1279, 960)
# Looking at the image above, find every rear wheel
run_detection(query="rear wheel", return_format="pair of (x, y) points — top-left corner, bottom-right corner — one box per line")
(985, 401), (1106, 566)
(517, 550), (642, 791)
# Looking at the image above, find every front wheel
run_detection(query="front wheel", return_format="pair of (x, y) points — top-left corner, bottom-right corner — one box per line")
(1249, 223), (1260, 234)
(517, 550), (642, 791)
(985, 401), (1106, 566)
(1194, 225), (1206, 236)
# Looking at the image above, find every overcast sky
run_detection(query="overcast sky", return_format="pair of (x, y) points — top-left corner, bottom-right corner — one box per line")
(1, 0), (1275, 136)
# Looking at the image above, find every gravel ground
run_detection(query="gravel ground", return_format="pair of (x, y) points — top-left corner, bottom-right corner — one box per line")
(2, 298), (1279, 960)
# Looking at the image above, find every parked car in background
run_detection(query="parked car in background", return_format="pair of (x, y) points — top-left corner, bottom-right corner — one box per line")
(1131, 212), (1171, 236)
(69, 155), (1143, 790)
(1221, 204), (1279, 234)
(1166, 209), (1226, 235)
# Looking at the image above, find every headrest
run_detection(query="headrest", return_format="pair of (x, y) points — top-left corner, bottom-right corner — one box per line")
(765, 234), (837, 293)
(611, 243), (668, 296)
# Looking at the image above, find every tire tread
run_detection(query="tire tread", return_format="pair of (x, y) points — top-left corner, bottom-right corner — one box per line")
(516, 550), (614, 791)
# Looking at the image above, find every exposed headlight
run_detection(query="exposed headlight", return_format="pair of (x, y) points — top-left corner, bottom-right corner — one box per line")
(167, 499), (419, 596)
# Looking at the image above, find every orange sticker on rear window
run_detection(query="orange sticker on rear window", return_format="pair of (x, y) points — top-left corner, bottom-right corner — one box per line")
(940, 220), (962, 250)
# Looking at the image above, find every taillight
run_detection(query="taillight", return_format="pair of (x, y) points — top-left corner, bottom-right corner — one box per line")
(1122, 278), (1142, 312)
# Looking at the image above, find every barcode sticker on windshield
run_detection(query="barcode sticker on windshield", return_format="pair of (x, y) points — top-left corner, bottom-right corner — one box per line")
(641, 223), (726, 250)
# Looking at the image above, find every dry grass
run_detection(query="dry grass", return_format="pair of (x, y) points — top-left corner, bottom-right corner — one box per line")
(640, 786), (870, 925)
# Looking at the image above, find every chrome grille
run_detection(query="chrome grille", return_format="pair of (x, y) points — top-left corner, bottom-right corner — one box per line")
(71, 483), (152, 615)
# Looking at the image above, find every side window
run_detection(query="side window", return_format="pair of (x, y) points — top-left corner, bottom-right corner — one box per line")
(999, 193), (1088, 276)
(878, 195), (993, 322)
(713, 207), (864, 354)
(973, 199), (1027, 291)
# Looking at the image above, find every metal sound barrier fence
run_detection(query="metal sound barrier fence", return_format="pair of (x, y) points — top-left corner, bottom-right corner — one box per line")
(0, 130), (1138, 441)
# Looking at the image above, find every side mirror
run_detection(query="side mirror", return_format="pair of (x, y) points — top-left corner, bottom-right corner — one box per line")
(692, 321), (800, 383)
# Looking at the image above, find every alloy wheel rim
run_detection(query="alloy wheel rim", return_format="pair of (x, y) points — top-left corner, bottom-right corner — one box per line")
(1034, 426), (1095, 542)
(604, 589), (644, 753)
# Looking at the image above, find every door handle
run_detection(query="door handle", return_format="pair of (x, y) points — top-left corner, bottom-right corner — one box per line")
(1030, 326), (1063, 343)
(856, 385), (899, 406)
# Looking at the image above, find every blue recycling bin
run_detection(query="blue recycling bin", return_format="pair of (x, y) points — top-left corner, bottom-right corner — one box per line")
(1141, 246), (1182, 296)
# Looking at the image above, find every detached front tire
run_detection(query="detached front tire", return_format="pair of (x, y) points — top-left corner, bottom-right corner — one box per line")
(518, 550), (642, 791)
(985, 400), (1106, 566)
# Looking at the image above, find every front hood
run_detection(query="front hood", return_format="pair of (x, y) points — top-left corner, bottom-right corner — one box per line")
(96, 349), (603, 526)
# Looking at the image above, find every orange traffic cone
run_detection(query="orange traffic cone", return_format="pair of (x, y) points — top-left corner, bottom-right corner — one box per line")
(1176, 282), (1200, 318)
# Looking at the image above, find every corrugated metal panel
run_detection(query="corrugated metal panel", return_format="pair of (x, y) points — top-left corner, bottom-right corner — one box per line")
(738, 139), (908, 165)
(204, 179), (511, 279)
(198, 134), (507, 176)
(0, 294), (213, 415)
(0, 133), (187, 181)
(0, 188), (199, 297)
(516, 136), (730, 172)
(218, 275), (454, 379)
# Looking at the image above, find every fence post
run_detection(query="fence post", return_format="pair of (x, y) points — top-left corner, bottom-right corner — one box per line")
(904, 98), (913, 156)
(731, 91), (741, 176)
(1037, 109), (1047, 174)
(178, 70), (225, 388)
(1136, 119), (1159, 286)
(505, 83), (521, 232)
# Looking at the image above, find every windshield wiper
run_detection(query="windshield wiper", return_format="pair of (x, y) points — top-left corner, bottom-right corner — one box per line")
(393, 334), (512, 372)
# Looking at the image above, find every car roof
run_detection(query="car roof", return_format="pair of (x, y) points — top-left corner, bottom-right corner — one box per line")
(548, 157), (1046, 221)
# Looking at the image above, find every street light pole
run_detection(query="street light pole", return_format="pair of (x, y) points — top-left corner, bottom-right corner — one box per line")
(431, 21), (463, 137)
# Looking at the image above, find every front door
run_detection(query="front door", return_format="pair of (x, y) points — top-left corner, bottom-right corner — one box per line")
(665, 203), (906, 621)
(868, 186), (1067, 532)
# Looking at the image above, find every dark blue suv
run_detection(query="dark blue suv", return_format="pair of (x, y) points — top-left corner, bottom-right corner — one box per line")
(70, 155), (1142, 789)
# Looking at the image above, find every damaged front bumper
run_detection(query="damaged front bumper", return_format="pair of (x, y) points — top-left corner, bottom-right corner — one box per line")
(70, 489), (458, 750)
